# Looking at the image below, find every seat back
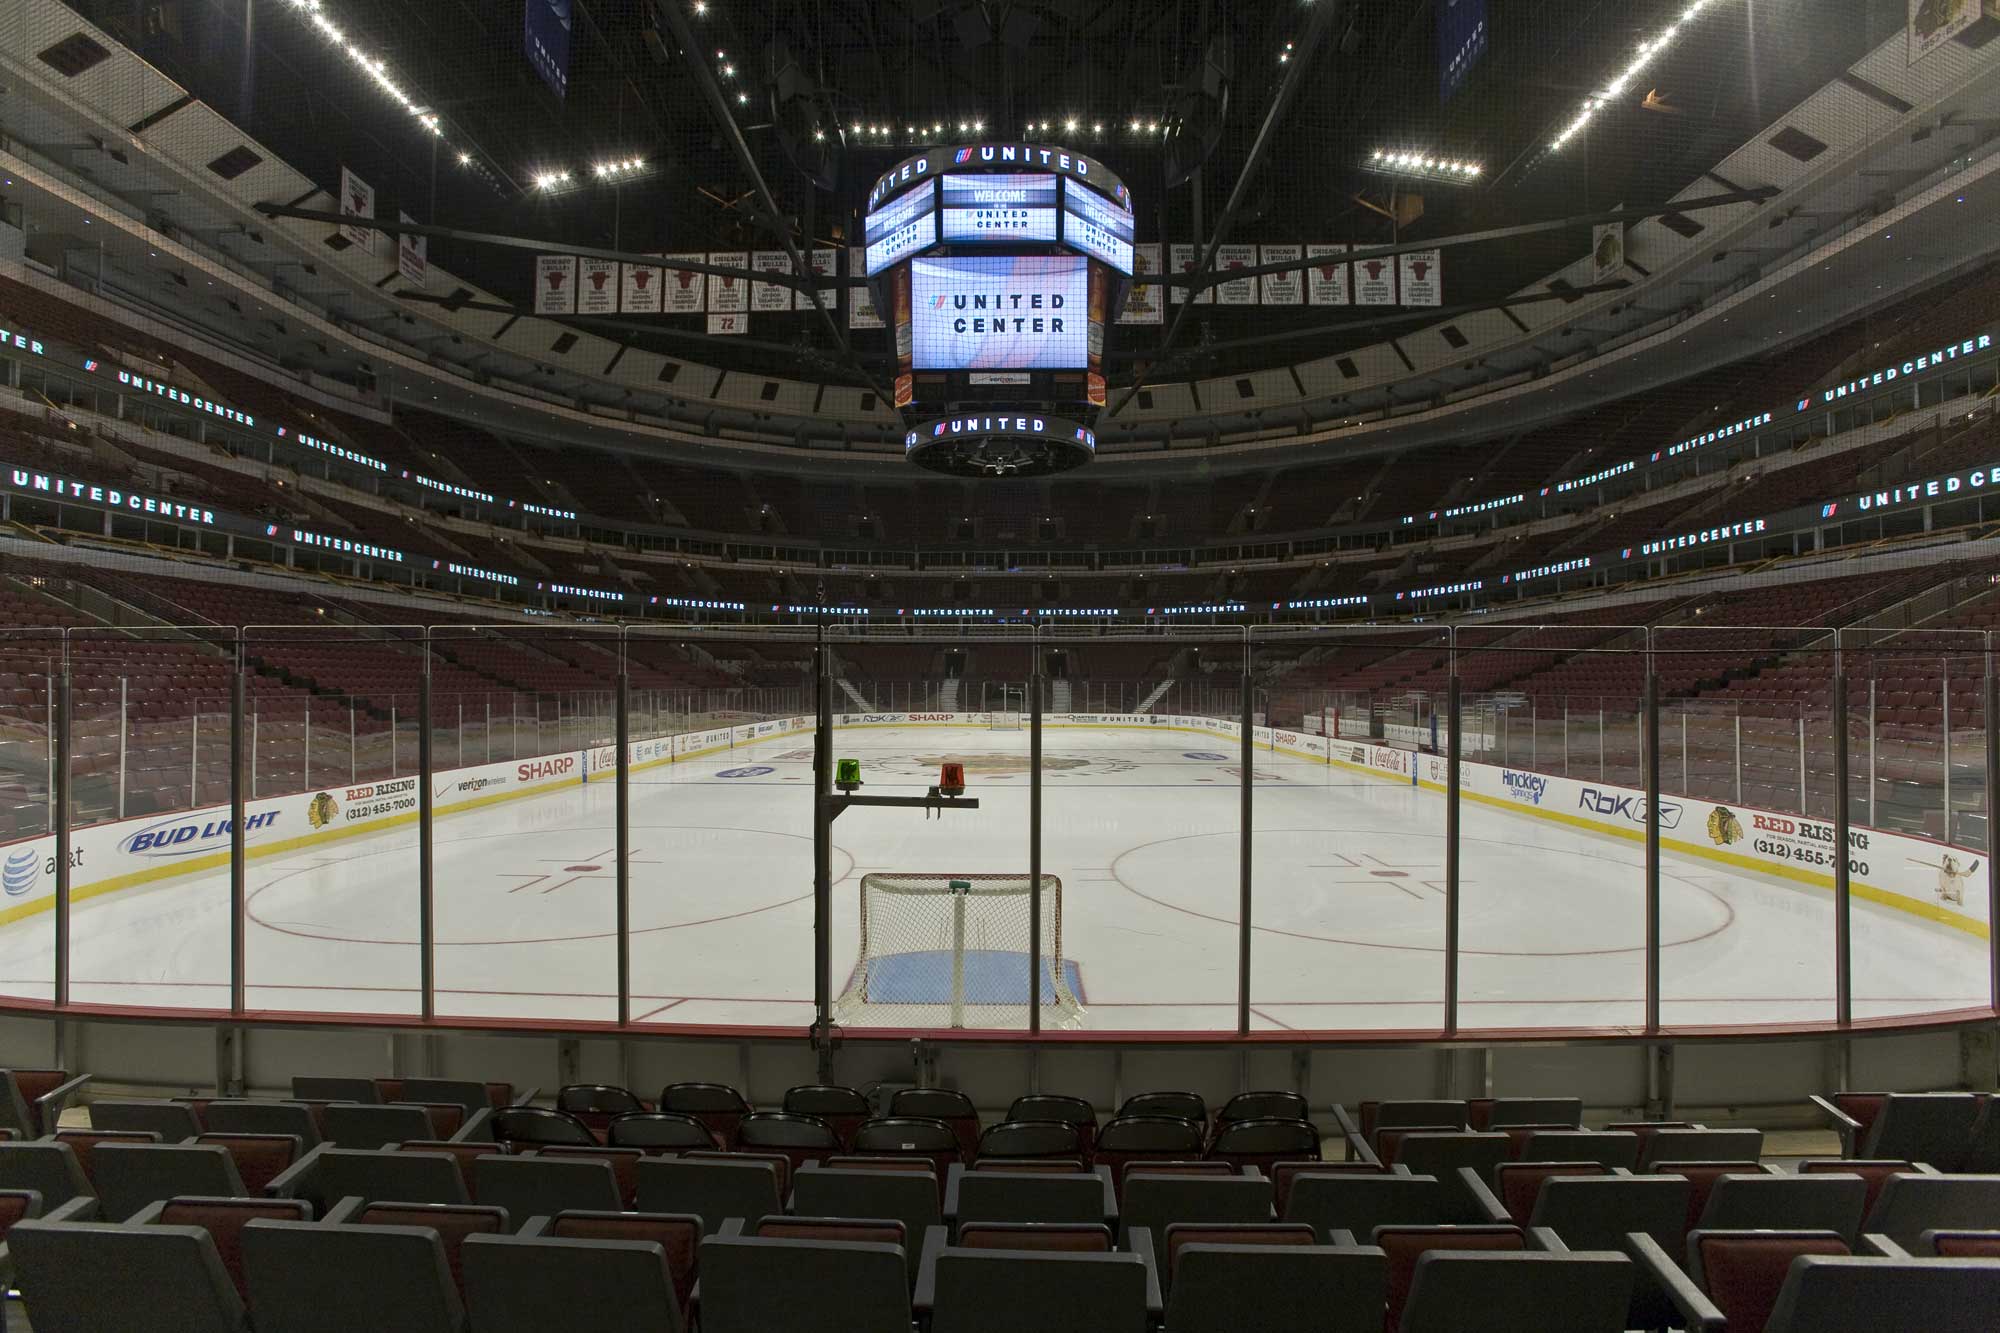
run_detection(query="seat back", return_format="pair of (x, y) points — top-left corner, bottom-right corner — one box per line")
(489, 1106), (598, 1149)
(1401, 1251), (1633, 1333)
(1284, 1171), (1444, 1241)
(1267, 1160), (1383, 1216)
(1374, 1225), (1525, 1333)
(1167, 1242), (1385, 1333)
(737, 1112), (839, 1174)
(51, 1128), (159, 1186)
(397, 1079), (496, 1119)
(240, 1219), (465, 1333)
(193, 1133), (300, 1197)
(1861, 1093), (1982, 1171)
(1638, 1127), (1763, 1170)
(1698, 1171), (1868, 1243)
(1765, 1255), (2000, 1332)
(698, 1234), (910, 1333)
(1527, 1174), (1690, 1254)
(1864, 1172), (2000, 1250)
(1120, 1173), (1272, 1246)
(658, 1083), (750, 1148)
(1651, 1161), (1777, 1236)
(323, 1103), (437, 1150)
(1117, 1091), (1207, 1126)
(463, 1233), (685, 1333)
(1371, 1101), (1468, 1137)
(1516, 1131), (1640, 1170)
(955, 1169), (1107, 1227)
(154, 1197), (314, 1301)
(472, 1153), (621, 1218)
(755, 1215), (905, 1248)
(1214, 1092), (1309, 1128)
(534, 1146), (644, 1207)
(1924, 1229), (2000, 1257)
(1207, 1118), (1320, 1176)
(12, 1218), (247, 1332)
(1800, 1158), (1915, 1216)
(888, 1089), (980, 1159)
(977, 1120), (1082, 1161)
(93, 1142), (245, 1221)
(957, 1222), (1112, 1252)
(931, 1248), (1150, 1333)
(309, 1147), (471, 1210)
(607, 1111), (718, 1152)
(634, 1157), (782, 1234)
(547, 1210), (703, 1312)
(199, 1101), (321, 1150)
(793, 1167), (941, 1275)
(1474, 1098), (1583, 1131)
(1093, 1115), (1206, 1196)
(0, 1188), (39, 1244)
(1007, 1096), (1098, 1157)
(1162, 1222), (1316, 1282)
(393, 1140), (500, 1199)
(0, 1141), (93, 1211)
(1492, 1162), (1611, 1228)
(1394, 1134), (1510, 1221)
(555, 1084), (647, 1136)
(782, 1085), (871, 1146)
(1687, 1228), (1849, 1332)
(356, 1202), (508, 1293)
(89, 1098), (202, 1140)
(291, 1077), (380, 1104)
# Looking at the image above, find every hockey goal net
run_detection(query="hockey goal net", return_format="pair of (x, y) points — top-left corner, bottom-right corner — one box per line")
(990, 711), (1023, 731)
(833, 873), (1083, 1029)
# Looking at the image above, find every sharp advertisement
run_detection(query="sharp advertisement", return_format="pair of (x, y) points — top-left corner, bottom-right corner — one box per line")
(910, 255), (1087, 371)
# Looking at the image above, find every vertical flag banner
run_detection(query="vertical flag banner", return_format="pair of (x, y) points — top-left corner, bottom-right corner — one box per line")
(621, 259), (663, 315)
(1437, 0), (1489, 100)
(848, 247), (884, 328)
(1307, 244), (1349, 305)
(397, 212), (427, 287)
(1214, 244), (1258, 304)
(706, 312), (747, 336)
(533, 255), (576, 314)
(338, 167), (375, 254)
(751, 251), (793, 312)
(1592, 224), (1626, 284)
(1399, 250), (1443, 306)
(524, 0), (572, 98)
(798, 248), (838, 312)
(708, 252), (749, 313)
(663, 252), (706, 314)
(1259, 244), (1303, 305)
(1354, 254), (1397, 306)
(578, 258), (618, 315)
(1117, 243), (1164, 325)
(1169, 243), (1214, 304)
(892, 266), (914, 408)
(1909, 0), (1978, 63)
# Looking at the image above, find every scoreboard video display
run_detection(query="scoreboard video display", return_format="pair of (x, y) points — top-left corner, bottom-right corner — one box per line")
(864, 180), (938, 277)
(910, 254), (1088, 371)
(1061, 181), (1135, 275)
(940, 173), (1060, 244)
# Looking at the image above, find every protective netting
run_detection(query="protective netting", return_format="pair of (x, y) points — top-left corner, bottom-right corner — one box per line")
(834, 873), (1082, 1029)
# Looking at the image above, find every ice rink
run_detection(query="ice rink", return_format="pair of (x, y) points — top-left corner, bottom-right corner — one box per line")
(7, 723), (1988, 1032)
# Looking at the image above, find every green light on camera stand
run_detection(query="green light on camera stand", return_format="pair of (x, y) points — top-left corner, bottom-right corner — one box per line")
(835, 758), (862, 792)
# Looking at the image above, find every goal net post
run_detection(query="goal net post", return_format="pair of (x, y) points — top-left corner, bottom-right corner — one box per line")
(833, 873), (1083, 1029)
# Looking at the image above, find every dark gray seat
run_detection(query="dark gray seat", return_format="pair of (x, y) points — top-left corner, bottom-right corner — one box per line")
(1638, 1128), (1763, 1171)
(698, 1234), (910, 1333)
(1166, 1242), (1386, 1333)
(794, 1166), (942, 1277)
(241, 1219), (464, 1333)
(1859, 1094), (1982, 1171)
(1765, 1255), (2000, 1332)
(1395, 1135), (1512, 1222)
(607, 1112), (717, 1152)
(1400, 1250), (1634, 1333)
(88, 1098), (203, 1140)
(324, 1104), (438, 1150)
(200, 1101), (322, 1150)
(11, 1217), (248, 1332)
(473, 1154), (621, 1218)
(1863, 1173), (2000, 1249)
(92, 1143), (247, 1221)
(1283, 1171), (1445, 1241)
(0, 1142), (93, 1212)
(635, 1157), (782, 1234)
(274, 1146), (470, 1210)
(1697, 1171), (1869, 1242)
(1120, 1173), (1271, 1246)
(1518, 1132), (1641, 1171)
(291, 1077), (381, 1104)
(1481, 1098), (1583, 1130)
(925, 1247), (1151, 1333)
(951, 1167), (1114, 1229)
(463, 1232), (684, 1333)
(1528, 1175), (1690, 1254)
(399, 1080), (496, 1120)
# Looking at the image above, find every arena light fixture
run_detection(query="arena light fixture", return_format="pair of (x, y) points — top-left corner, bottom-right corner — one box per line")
(1551, 0), (1730, 151)
(284, 1), (456, 149)
(1367, 149), (1483, 182)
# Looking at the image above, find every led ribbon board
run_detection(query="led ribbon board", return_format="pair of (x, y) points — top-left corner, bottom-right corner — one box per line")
(904, 412), (1097, 478)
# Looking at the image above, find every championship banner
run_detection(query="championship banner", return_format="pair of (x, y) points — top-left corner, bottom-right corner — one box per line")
(706, 312), (747, 335)
(1399, 250), (1442, 307)
(578, 257), (618, 315)
(751, 251), (793, 312)
(396, 212), (427, 287)
(1169, 244), (1214, 304)
(1260, 244), (1303, 305)
(1354, 254), (1396, 306)
(708, 251), (749, 312)
(1307, 244), (1349, 305)
(1117, 243), (1164, 325)
(1214, 244), (1258, 305)
(663, 252), (705, 314)
(797, 248), (838, 312)
(533, 255), (576, 314)
(848, 247), (884, 328)
(1591, 224), (1626, 284)
(620, 259), (662, 315)
(892, 265), (914, 408)
(338, 166), (375, 254)
(1909, 0), (1979, 63)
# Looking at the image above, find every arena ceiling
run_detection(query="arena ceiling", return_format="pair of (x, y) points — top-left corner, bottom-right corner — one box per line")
(66, 0), (1908, 383)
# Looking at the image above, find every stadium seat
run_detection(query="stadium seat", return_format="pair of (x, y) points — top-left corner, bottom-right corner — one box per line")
(1006, 1095), (1099, 1159)
(1093, 1115), (1207, 1195)
(194, 1133), (301, 1198)
(792, 1164), (942, 1277)
(91, 1142), (247, 1221)
(1120, 1171), (1272, 1246)
(781, 1085), (872, 1148)
(698, 1233), (911, 1333)
(126, 1196), (315, 1300)
(271, 1146), (470, 1210)
(0, 1070), (90, 1139)
(976, 1119), (1083, 1161)
(489, 1105), (597, 1150)
(1285, 1170), (1447, 1240)
(11, 1215), (248, 1332)
(890, 1088), (982, 1160)
(240, 1217), (465, 1333)
(607, 1110), (718, 1152)
(1764, 1255), (2000, 1332)
(88, 1098), (203, 1140)
(948, 1162), (1117, 1229)
(916, 1234), (1156, 1333)
(658, 1084), (751, 1148)
(473, 1152), (622, 1217)
(463, 1231), (686, 1333)
(540, 1209), (702, 1314)
(1398, 1250), (1634, 1333)
(0, 1141), (93, 1213)
(1167, 1239), (1384, 1333)
(635, 1156), (782, 1233)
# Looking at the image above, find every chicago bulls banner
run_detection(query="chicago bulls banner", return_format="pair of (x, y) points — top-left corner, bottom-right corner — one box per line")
(1354, 254), (1396, 305)
(621, 259), (663, 314)
(338, 166), (375, 254)
(1307, 244), (1349, 305)
(577, 257), (618, 315)
(534, 255), (577, 314)
(1399, 250), (1442, 306)
(662, 253), (705, 314)
(708, 251), (749, 313)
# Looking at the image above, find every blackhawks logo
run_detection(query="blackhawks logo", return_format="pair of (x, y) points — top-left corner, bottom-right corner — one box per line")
(1706, 807), (1744, 847)
(306, 792), (339, 829)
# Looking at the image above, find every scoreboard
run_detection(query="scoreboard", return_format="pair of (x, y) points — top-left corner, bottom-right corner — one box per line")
(862, 143), (1136, 418)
